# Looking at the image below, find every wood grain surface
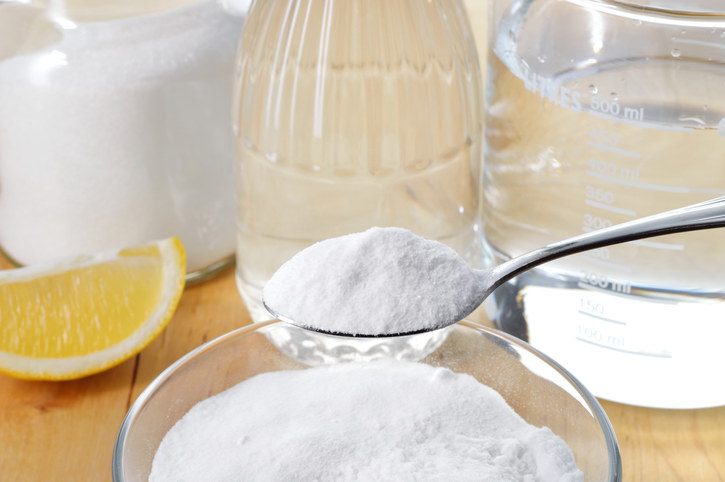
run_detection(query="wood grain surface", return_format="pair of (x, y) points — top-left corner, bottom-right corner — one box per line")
(1, 2), (724, 481)
(1, 256), (724, 481)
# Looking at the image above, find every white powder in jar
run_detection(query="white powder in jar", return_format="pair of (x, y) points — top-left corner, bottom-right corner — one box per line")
(263, 227), (484, 335)
(150, 360), (583, 481)
(0, 0), (247, 271)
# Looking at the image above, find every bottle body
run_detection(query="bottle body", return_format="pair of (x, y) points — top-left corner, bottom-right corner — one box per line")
(484, 0), (725, 408)
(0, 0), (246, 281)
(234, 0), (484, 321)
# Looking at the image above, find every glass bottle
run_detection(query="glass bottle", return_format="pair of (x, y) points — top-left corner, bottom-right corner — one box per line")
(233, 0), (484, 321)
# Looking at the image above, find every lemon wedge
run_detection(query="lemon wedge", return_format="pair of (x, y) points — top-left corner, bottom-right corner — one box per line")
(0, 237), (185, 380)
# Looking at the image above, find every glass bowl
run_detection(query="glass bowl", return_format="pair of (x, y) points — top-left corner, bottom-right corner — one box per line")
(112, 320), (621, 481)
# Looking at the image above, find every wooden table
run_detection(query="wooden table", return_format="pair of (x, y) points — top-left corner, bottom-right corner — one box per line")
(1, 257), (723, 481)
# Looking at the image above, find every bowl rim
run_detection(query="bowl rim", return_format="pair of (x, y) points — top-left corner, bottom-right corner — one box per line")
(112, 319), (622, 481)
(457, 320), (623, 481)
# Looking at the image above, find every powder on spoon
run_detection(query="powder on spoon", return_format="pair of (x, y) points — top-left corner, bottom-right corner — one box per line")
(263, 227), (484, 335)
(149, 359), (583, 481)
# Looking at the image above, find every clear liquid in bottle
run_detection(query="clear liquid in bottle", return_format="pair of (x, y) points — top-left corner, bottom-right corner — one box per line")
(233, 0), (484, 322)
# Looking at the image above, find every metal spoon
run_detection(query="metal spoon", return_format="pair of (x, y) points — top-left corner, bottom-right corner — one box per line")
(264, 195), (725, 337)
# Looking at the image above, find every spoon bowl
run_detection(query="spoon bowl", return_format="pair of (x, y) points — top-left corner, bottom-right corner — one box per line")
(263, 300), (439, 338)
(264, 195), (725, 337)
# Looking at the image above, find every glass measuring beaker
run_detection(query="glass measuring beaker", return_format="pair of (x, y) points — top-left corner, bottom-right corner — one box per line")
(484, 0), (725, 408)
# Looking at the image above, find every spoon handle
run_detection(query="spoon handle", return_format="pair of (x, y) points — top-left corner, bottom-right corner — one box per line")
(487, 195), (725, 294)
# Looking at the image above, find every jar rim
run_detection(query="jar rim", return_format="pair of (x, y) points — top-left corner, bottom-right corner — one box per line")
(596, 0), (725, 16)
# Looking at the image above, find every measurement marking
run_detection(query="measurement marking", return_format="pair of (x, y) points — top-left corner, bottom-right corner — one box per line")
(629, 239), (684, 251)
(577, 310), (627, 325)
(672, 37), (725, 50)
(587, 140), (641, 158)
(583, 256), (634, 272)
(577, 282), (679, 304)
(577, 281), (616, 294)
(588, 110), (693, 132)
(584, 199), (637, 216)
(585, 170), (725, 195)
(575, 337), (673, 358)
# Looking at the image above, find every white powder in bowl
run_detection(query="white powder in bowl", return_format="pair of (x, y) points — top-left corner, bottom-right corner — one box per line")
(262, 227), (484, 336)
(150, 360), (583, 481)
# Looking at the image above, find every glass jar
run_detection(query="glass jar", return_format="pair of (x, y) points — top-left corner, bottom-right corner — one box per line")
(0, 0), (249, 283)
